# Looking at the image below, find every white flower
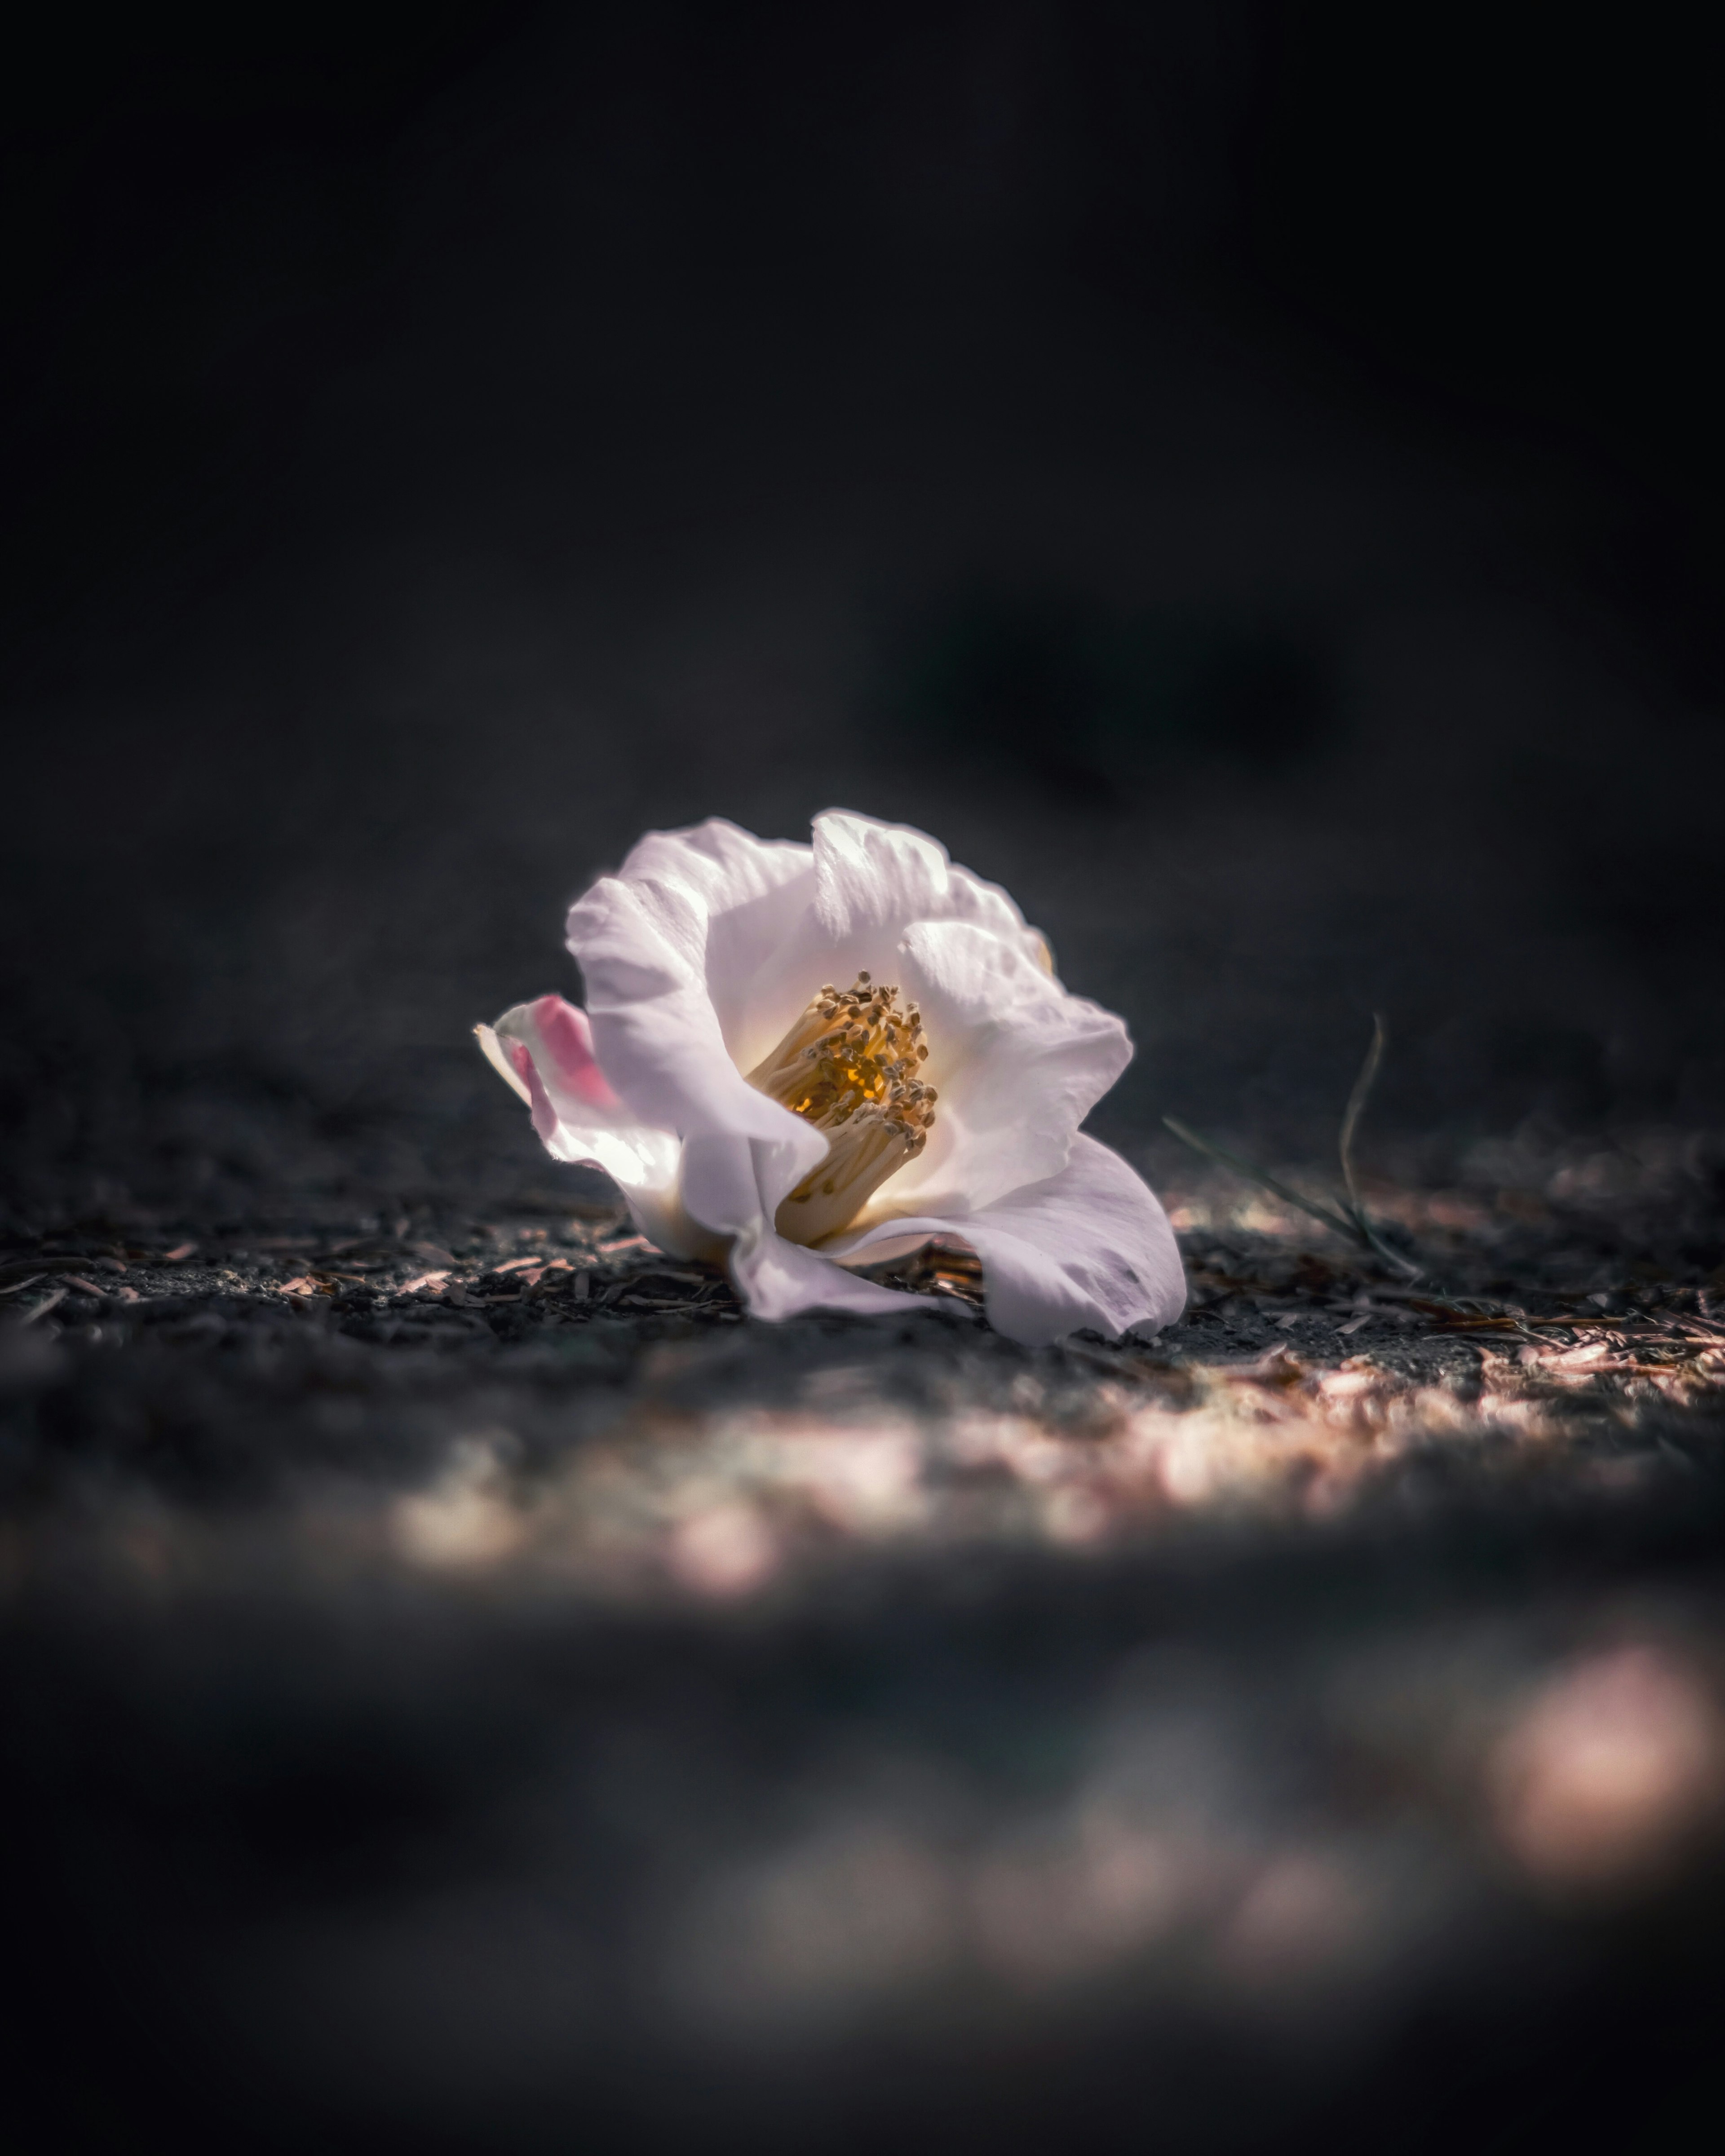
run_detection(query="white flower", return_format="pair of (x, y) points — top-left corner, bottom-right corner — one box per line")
(477, 811), (1185, 1346)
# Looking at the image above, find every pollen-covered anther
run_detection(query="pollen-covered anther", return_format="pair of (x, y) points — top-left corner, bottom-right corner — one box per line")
(744, 972), (938, 1243)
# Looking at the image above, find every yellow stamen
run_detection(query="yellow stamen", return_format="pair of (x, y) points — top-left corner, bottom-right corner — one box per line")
(746, 972), (937, 1243)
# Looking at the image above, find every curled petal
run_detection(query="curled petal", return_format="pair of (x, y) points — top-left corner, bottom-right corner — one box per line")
(526, 994), (621, 1112)
(598, 816), (818, 1055)
(811, 811), (1046, 970)
(872, 918), (1131, 1219)
(673, 809), (1061, 1074)
(731, 1225), (927, 1325)
(478, 1000), (681, 1231)
(567, 824), (827, 1238)
(672, 1135), (934, 1320)
(828, 1135), (1186, 1347)
(510, 1038), (561, 1144)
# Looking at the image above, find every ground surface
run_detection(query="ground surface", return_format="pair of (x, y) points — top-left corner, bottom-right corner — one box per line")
(5, 1117), (1725, 2152)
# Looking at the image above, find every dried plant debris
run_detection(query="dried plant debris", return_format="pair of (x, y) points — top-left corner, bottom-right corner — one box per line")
(1, 1153), (1721, 1590)
(0, 1210), (726, 1329)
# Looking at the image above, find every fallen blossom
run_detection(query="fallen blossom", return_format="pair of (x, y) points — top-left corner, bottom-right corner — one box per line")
(478, 811), (1184, 1345)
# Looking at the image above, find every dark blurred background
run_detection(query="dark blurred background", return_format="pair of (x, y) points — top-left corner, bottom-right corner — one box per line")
(4, 9), (1725, 2153)
(3, 0), (1720, 1225)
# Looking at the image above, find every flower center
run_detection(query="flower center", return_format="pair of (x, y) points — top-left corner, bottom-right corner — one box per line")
(745, 972), (938, 1243)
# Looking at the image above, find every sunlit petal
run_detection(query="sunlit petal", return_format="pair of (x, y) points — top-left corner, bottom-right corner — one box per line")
(867, 919), (1131, 1219)
(830, 1135), (1185, 1346)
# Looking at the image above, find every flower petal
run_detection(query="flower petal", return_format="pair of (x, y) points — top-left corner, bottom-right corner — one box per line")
(598, 817), (819, 1065)
(570, 811), (1064, 1104)
(524, 994), (621, 1112)
(811, 811), (1047, 969)
(828, 1134), (1186, 1347)
(678, 1129), (932, 1319)
(677, 810), (1061, 1076)
(859, 918), (1131, 1219)
(479, 1001), (681, 1215)
(731, 1225), (929, 1324)
(567, 825), (829, 1237)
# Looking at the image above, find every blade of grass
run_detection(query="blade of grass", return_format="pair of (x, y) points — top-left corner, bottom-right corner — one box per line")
(1338, 1013), (1386, 1229)
(1335, 1014), (1421, 1278)
(1161, 1116), (1366, 1245)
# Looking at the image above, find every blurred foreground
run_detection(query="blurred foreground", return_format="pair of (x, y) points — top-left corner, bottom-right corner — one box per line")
(4, 1140), (1724, 2151)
